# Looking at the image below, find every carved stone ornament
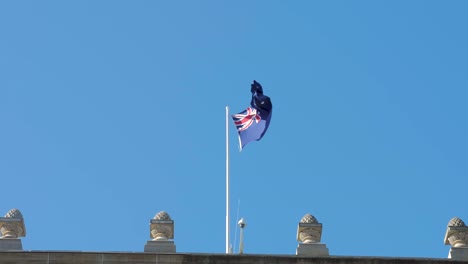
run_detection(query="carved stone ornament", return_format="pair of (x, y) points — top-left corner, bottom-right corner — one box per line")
(0, 209), (26, 238)
(445, 217), (468, 248)
(301, 214), (319, 224)
(297, 213), (322, 244)
(150, 211), (174, 241)
(154, 211), (172, 221)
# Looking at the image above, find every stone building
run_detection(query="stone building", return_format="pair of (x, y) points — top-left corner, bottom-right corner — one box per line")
(1, 209), (467, 264)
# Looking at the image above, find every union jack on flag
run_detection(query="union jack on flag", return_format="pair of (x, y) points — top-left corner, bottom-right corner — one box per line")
(232, 107), (261, 132)
(231, 80), (272, 150)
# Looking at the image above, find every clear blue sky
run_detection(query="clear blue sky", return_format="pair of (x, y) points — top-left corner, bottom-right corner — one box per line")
(1, 0), (468, 258)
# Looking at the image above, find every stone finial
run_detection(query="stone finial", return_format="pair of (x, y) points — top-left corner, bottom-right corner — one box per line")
(445, 217), (468, 248)
(297, 214), (322, 243)
(0, 208), (26, 250)
(4, 209), (23, 219)
(0, 209), (26, 238)
(296, 213), (329, 257)
(150, 211), (174, 240)
(449, 217), (466, 228)
(300, 214), (319, 224)
(444, 217), (468, 260)
(144, 211), (176, 253)
(153, 211), (172, 221)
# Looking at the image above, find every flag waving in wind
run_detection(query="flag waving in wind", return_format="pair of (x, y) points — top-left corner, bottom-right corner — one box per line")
(232, 80), (272, 150)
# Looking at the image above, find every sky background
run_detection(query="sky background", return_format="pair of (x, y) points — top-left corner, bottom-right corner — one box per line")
(1, 0), (468, 259)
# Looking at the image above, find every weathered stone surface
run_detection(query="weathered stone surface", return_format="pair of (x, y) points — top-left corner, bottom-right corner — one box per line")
(153, 211), (172, 221)
(449, 247), (468, 261)
(448, 217), (465, 227)
(150, 211), (174, 241)
(0, 209), (26, 239)
(296, 243), (329, 257)
(300, 214), (318, 224)
(4, 209), (23, 219)
(297, 223), (322, 244)
(144, 240), (176, 253)
(0, 252), (457, 264)
(297, 214), (322, 244)
(444, 216), (468, 259)
(296, 213), (328, 257)
(0, 239), (22, 251)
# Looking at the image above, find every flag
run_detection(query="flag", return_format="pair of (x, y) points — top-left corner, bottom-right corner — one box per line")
(232, 80), (272, 150)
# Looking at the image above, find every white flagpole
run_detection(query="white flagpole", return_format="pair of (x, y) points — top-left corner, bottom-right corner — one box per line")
(225, 106), (230, 254)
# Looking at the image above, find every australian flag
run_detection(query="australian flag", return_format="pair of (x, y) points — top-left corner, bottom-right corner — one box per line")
(232, 80), (272, 150)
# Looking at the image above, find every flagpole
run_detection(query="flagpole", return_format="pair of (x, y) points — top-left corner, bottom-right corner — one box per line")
(225, 106), (230, 254)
